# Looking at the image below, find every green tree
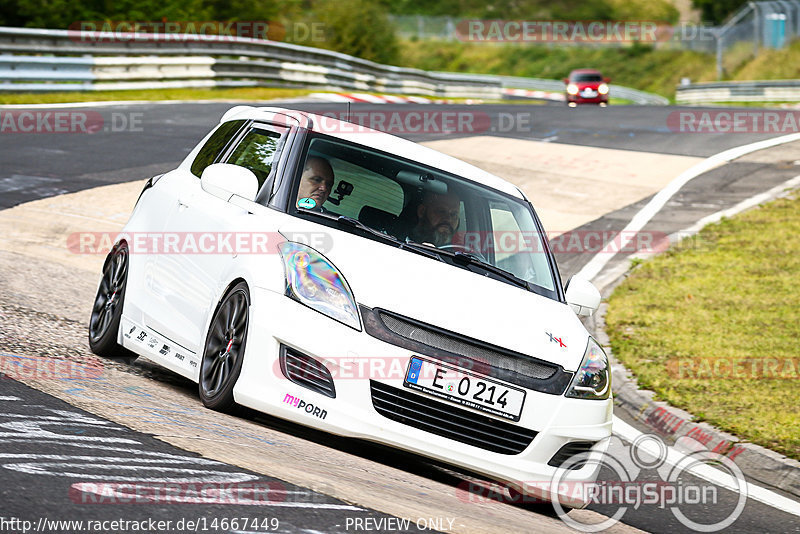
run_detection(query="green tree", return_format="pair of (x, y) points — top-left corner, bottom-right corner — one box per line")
(312, 0), (399, 64)
(691, 0), (747, 24)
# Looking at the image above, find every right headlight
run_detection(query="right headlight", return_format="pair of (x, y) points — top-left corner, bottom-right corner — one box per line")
(278, 241), (361, 331)
(565, 337), (610, 400)
(566, 83), (579, 95)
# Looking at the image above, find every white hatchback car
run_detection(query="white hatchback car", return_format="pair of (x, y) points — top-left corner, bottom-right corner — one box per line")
(89, 106), (611, 507)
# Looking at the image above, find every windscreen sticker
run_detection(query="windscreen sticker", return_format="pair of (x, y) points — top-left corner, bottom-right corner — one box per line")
(297, 197), (316, 209)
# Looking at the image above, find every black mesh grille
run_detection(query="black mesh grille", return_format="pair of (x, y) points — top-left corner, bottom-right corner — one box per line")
(379, 312), (556, 380)
(548, 441), (596, 469)
(280, 346), (336, 398)
(370, 381), (537, 455)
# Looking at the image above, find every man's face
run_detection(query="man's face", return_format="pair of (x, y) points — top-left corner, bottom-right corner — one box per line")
(297, 158), (334, 207)
(417, 193), (461, 246)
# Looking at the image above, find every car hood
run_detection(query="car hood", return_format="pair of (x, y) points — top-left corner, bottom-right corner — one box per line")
(280, 219), (589, 371)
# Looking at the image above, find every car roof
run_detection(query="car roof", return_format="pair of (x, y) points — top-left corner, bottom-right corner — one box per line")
(220, 106), (525, 199)
(569, 68), (602, 74)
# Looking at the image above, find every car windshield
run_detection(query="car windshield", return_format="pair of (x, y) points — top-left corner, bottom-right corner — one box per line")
(291, 133), (559, 299)
(571, 73), (603, 82)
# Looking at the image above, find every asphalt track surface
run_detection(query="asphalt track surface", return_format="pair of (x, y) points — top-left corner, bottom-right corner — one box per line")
(2, 100), (800, 533)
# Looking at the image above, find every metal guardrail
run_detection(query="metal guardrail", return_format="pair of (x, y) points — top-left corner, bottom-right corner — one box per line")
(676, 80), (800, 103)
(0, 26), (669, 105)
(0, 26), (500, 97)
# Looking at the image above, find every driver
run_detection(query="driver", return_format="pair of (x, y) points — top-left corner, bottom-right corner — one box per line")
(296, 156), (334, 210)
(409, 190), (461, 247)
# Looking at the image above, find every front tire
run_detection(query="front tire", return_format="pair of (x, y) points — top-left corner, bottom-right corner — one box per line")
(89, 243), (137, 361)
(199, 282), (250, 413)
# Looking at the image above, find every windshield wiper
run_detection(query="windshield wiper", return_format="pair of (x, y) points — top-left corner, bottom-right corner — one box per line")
(404, 240), (530, 290)
(298, 210), (442, 260)
(298, 210), (529, 289)
(298, 210), (398, 242)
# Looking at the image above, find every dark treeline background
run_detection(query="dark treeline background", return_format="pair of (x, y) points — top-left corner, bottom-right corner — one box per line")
(0, 0), (746, 63)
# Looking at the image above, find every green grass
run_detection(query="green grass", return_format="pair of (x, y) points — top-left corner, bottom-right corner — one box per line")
(0, 87), (315, 105)
(606, 193), (800, 459)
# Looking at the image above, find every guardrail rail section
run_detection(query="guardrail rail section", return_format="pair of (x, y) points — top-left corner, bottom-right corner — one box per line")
(0, 25), (667, 105)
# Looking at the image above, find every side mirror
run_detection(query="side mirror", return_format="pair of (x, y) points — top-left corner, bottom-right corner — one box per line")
(603, 77), (611, 83)
(565, 276), (601, 317)
(562, 78), (569, 84)
(201, 163), (259, 202)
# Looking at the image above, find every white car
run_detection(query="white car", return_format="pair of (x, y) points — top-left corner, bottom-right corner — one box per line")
(89, 106), (612, 507)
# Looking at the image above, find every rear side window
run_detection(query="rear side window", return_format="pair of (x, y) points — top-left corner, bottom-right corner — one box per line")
(190, 119), (246, 178)
(225, 128), (286, 189)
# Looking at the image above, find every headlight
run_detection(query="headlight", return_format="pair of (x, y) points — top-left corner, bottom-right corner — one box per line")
(279, 242), (361, 331)
(565, 337), (610, 400)
(566, 84), (579, 95)
(598, 83), (609, 95)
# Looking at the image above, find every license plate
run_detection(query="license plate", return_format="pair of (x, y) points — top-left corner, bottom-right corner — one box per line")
(581, 89), (597, 97)
(404, 357), (526, 421)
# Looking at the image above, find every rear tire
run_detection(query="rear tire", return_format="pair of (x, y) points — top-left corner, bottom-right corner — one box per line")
(199, 282), (250, 413)
(88, 243), (138, 362)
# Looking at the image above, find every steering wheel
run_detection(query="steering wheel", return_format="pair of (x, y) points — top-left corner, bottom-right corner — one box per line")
(438, 244), (488, 263)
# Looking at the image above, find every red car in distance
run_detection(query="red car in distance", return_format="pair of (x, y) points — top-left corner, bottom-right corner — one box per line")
(563, 69), (610, 107)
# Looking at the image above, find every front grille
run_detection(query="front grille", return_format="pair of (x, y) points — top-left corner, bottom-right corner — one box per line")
(548, 441), (596, 469)
(370, 381), (537, 455)
(280, 346), (336, 398)
(378, 311), (556, 380)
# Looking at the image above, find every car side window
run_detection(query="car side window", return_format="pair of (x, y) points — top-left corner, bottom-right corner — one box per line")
(190, 119), (246, 178)
(225, 128), (287, 189)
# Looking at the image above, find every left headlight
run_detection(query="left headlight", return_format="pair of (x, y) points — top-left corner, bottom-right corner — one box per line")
(279, 241), (361, 331)
(565, 337), (610, 400)
(598, 83), (609, 95)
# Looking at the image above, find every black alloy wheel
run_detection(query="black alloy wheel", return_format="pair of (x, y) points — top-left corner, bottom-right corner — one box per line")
(199, 282), (250, 412)
(88, 242), (137, 361)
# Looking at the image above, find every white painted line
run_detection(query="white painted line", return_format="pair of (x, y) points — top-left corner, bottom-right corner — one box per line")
(307, 92), (353, 103)
(680, 173), (800, 236)
(0, 396), (21, 401)
(613, 416), (800, 517)
(577, 132), (800, 282)
(591, 173), (800, 291)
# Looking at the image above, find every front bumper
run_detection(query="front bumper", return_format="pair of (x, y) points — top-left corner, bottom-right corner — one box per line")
(234, 287), (613, 507)
(567, 94), (609, 104)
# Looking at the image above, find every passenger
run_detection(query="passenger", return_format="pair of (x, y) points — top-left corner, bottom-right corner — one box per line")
(409, 190), (461, 247)
(296, 156), (334, 209)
